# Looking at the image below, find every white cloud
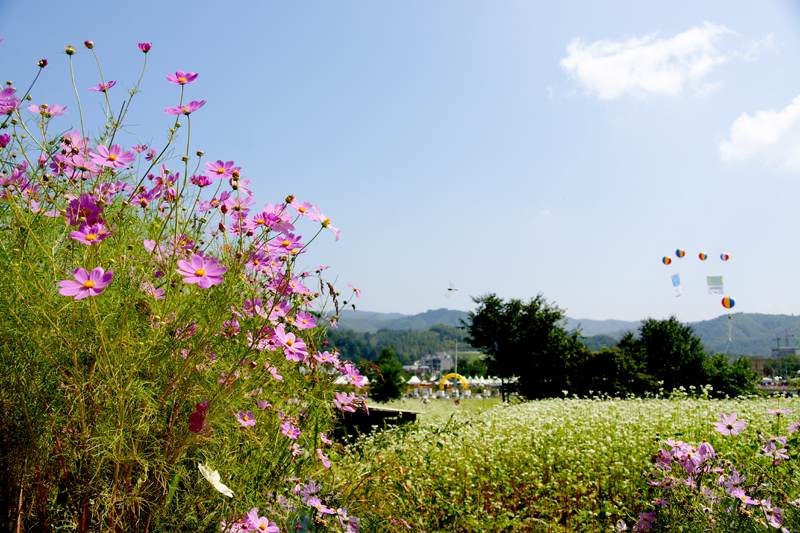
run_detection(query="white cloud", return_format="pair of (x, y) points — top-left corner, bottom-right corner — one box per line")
(719, 95), (800, 171)
(561, 23), (736, 100)
(539, 209), (551, 217)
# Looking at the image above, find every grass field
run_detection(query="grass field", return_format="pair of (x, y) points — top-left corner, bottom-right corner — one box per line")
(333, 395), (800, 532)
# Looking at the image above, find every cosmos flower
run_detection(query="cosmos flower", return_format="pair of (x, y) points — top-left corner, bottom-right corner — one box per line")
(58, 267), (113, 300)
(164, 100), (206, 115)
(198, 463), (233, 498)
(713, 413), (746, 436)
(87, 81), (116, 92)
(176, 254), (227, 288)
(166, 70), (197, 85)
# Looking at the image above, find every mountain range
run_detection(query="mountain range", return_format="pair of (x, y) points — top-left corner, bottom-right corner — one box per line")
(336, 308), (800, 357)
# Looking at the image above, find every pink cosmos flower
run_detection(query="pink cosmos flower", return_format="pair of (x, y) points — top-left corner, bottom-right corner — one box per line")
(309, 204), (340, 241)
(203, 160), (240, 179)
(787, 422), (800, 434)
(58, 267), (113, 300)
(176, 255), (227, 289)
(0, 87), (21, 115)
(69, 222), (111, 246)
(713, 412), (746, 436)
(87, 81), (116, 92)
(246, 509), (279, 533)
(91, 144), (136, 169)
(164, 100), (206, 115)
(281, 421), (301, 440)
(138, 42), (152, 53)
(0, 134), (9, 148)
(293, 311), (316, 330)
(766, 409), (795, 415)
(317, 449), (331, 469)
(273, 324), (308, 362)
(29, 103), (67, 117)
(166, 70), (197, 85)
(236, 410), (256, 427)
(306, 496), (335, 515)
(348, 283), (361, 298)
(320, 433), (333, 445)
(190, 174), (213, 187)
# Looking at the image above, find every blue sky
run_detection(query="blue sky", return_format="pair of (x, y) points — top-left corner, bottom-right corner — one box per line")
(3, 1), (800, 323)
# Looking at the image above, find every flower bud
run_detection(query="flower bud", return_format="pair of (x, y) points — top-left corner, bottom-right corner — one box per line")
(65, 45), (75, 55)
(138, 43), (152, 53)
(84, 41), (94, 49)
(38, 59), (48, 67)
(285, 195), (295, 204)
(196, 150), (204, 156)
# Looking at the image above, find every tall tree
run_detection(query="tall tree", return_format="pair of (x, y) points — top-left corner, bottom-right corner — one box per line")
(635, 316), (710, 391)
(463, 293), (587, 400)
(367, 347), (405, 403)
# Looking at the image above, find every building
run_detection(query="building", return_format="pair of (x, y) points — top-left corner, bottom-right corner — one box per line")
(419, 351), (454, 373)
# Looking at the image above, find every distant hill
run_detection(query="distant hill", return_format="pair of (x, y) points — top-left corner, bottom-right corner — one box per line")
(336, 308), (469, 333)
(337, 309), (800, 358)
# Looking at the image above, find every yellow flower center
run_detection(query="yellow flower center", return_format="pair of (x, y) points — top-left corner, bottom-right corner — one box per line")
(195, 269), (206, 276)
(216, 167), (225, 174)
(243, 416), (249, 421)
(253, 259), (260, 266)
(83, 280), (95, 289)
(178, 77), (187, 83)
(257, 219), (265, 224)
(286, 339), (294, 347)
(259, 525), (267, 531)
(211, 200), (219, 205)
(299, 207), (306, 213)
(322, 217), (331, 227)
(85, 234), (98, 241)
(281, 240), (290, 247)
(181, 106), (189, 112)
(108, 154), (117, 161)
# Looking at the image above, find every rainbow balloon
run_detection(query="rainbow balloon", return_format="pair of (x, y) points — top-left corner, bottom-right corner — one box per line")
(676, 249), (685, 258)
(662, 256), (672, 265)
(720, 253), (730, 261)
(699, 253), (707, 261)
(722, 296), (736, 309)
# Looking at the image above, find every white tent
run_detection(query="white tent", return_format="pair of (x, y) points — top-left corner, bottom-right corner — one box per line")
(407, 375), (422, 385)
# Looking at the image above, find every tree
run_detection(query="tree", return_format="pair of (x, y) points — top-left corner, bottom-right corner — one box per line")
(704, 354), (757, 397)
(463, 293), (587, 400)
(633, 316), (710, 391)
(366, 347), (405, 403)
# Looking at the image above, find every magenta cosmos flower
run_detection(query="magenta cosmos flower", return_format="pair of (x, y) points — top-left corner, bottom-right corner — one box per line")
(176, 254), (227, 288)
(713, 412), (746, 436)
(138, 42), (151, 53)
(164, 100), (206, 115)
(166, 70), (197, 85)
(58, 267), (113, 300)
(29, 103), (67, 117)
(69, 222), (111, 246)
(87, 81), (116, 92)
(236, 410), (256, 427)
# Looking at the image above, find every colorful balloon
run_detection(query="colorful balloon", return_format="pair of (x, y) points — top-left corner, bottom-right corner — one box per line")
(720, 253), (730, 261)
(676, 249), (685, 258)
(699, 253), (707, 261)
(722, 296), (735, 309)
(662, 256), (672, 265)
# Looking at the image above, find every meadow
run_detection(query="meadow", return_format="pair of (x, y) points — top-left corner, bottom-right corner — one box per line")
(334, 394), (800, 532)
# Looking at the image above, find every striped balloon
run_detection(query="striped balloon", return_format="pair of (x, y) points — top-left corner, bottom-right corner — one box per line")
(676, 249), (685, 258)
(722, 296), (736, 309)
(699, 253), (707, 261)
(662, 256), (672, 265)
(720, 253), (730, 261)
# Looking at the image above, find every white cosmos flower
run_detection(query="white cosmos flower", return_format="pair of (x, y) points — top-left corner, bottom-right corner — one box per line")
(198, 463), (234, 498)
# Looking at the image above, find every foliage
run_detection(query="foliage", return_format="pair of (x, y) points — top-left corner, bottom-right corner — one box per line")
(464, 293), (589, 400)
(365, 348), (404, 403)
(337, 396), (800, 533)
(0, 42), (365, 533)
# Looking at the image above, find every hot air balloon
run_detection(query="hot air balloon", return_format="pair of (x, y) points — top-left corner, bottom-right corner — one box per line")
(699, 253), (707, 261)
(720, 253), (730, 261)
(722, 296), (735, 309)
(662, 256), (672, 265)
(676, 249), (685, 258)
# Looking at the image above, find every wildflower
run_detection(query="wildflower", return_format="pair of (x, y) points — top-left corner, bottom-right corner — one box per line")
(236, 410), (256, 427)
(84, 41), (93, 49)
(0, 87), (21, 114)
(145, 148), (157, 161)
(69, 222), (110, 246)
(766, 408), (795, 415)
(138, 42), (151, 53)
(0, 134), (9, 148)
(788, 422), (800, 434)
(29, 103), (68, 117)
(616, 521), (628, 532)
(306, 496), (335, 515)
(347, 283), (361, 298)
(203, 159), (241, 179)
(38, 59), (48, 68)
(308, 204), (340, 241)
(91, 144), (136, 168)
(190, 174), (213, 187)
(246, 509), (279, 533)
(320, 433), (333, 445)
(273, 324), (308, 362)
(280, 421), (300, 440)
(197, 463), (233, 498)
(176, 254), (227, 288)
(290, 443), (304, 457)
(87, 81), (116, 92)
(58, 267), (113, 300)
(166, 70), (197, 85)
(164, 100), (206, 115)
(713, 413), (745, 436)
(316, 449), (331, 469)
(188, 399), (209, 433)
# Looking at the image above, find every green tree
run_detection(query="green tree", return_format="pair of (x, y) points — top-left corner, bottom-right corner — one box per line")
(704, 354), (757, 397)
(463, 293), (587, 400)
(367, 347), (405, 403)
(633, 316), (710, 391)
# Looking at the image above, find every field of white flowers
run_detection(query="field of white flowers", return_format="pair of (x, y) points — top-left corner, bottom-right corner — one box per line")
(334, 394), (800, 533)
